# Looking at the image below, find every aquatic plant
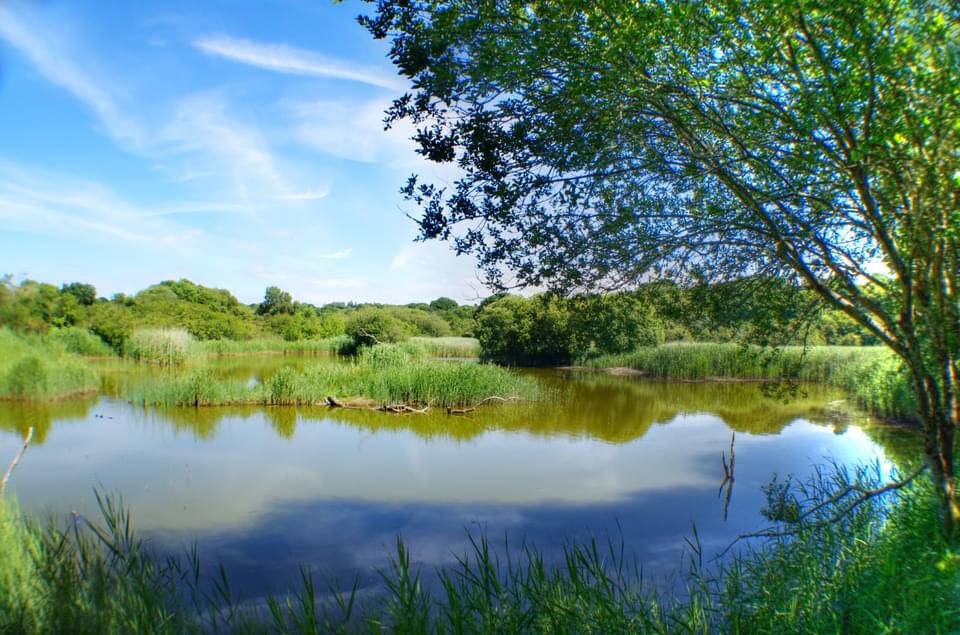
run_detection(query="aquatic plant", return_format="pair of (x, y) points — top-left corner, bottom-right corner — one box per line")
(124, 328), (197, 366)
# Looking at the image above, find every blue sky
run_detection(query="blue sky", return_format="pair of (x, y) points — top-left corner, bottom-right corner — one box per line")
(0, 0), (481, 305)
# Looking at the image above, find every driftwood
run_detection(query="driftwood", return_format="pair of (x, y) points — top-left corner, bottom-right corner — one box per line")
(447, 395), (517, 415)
(1, 427), (33, 495)
(325, 396), (429, 414)
(324, 394), (515, 415)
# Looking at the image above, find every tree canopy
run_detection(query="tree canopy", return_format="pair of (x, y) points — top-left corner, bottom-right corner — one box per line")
(361, 0), (960, 531)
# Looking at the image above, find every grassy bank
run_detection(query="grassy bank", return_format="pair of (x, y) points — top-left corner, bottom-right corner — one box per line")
(0, 329), (99, 401)
(583, 344), (916, 419)
(130, 344), (536, 408)
(1, 466), (956, 633)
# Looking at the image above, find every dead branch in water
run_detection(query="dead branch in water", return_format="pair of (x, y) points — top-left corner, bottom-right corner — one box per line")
(378, 404), (430, 414)
(325, 394), (516, 415)
(325, 396), (428, 414)
(718, 432), (735, 521)
(1, 427), (34, 495)
(447, 395), (517, 415)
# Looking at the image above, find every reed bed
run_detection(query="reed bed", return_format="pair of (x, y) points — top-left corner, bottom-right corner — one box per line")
(130, 344), (537, 409)
(1, 466), (955, 633)
(196, 336), (352, 357)
(124, 328), (197, 366)
(408, 336), (481, 358)
(0, 329), (99, 400)
(583, 343), (915, 419)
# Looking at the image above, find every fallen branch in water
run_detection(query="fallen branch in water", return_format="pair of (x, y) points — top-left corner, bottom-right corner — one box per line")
(378, 403), (430, 414)
(1, 427), (34, 495)
(324, 394), (516, 415)
(325, 396), (428, 414)
(447, 395), (517, 415)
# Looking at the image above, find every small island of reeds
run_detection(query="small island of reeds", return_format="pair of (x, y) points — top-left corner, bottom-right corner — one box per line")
(129, 343), (538, 409)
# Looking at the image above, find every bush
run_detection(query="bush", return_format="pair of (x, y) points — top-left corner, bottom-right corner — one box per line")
(44, 327), (113, 356)
(345, 309), (411, 350)
(476, 293), (664, 365)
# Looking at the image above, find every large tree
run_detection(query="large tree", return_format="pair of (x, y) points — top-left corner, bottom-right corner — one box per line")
(359, 0), (960, 530)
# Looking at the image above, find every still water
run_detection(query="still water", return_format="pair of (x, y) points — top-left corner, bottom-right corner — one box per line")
(0, 357), (915, 602)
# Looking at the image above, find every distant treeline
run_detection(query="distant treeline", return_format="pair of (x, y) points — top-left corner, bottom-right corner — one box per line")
(0, 277), (476, 351)
(474, 279), (880, 365)
(0, 276), (876, 360)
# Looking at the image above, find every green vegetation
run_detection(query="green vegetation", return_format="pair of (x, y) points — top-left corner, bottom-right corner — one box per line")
(583, 344), (916, 420)
(1, 466), (956, 633)
(123, 328), (196, 366)
(42, 327), (113, 357)
(0, 329), (98, 401)
(476, 292), (663, 365)
(0, 277), (479, 354)
(130, 344), (536, 409)
(194, 335), (352, 357)
(408, 336), (479, 358)
(363, 0), (960, 531)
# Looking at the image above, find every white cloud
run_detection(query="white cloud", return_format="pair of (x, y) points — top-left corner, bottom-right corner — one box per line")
(0, 161), (202, 245)
(0, 4), (144, 147)
(195, 34), (406, 90)
(288, 98), (419, 166)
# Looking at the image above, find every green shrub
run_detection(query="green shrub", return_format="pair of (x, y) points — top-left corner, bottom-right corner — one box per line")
(345, 309), (411, 350)
(476, 293), (663, 365)
(44, 327), (113, 356)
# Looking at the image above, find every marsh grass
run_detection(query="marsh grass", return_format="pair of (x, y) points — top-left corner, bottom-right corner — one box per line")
(130, 344), (537, 408)
(124, 328), (197, 366)
(408, 337), (481, 358)
(584, 343), (915, 419)
(0, 329), (99, 401)
(196, 336), (352, 357)
(2, 464), (956, 633)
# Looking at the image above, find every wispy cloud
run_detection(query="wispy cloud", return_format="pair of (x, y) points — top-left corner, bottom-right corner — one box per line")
(316, 248), (352, 260)
(288, 98), (419, 166)
(194, 35), (405, 90)
(0, 161), (202, 245)
(0, 4), (143, 147)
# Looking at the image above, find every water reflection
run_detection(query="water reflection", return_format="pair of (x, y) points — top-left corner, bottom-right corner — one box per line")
(0, 358), (917, 602)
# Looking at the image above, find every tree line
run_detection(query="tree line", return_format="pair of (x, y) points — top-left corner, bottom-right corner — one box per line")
(0, 275), (876, 359)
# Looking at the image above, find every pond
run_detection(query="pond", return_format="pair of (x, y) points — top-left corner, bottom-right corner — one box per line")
(0, 356), (918, 605)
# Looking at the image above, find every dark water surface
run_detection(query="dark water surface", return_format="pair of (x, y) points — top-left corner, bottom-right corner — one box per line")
(0, 357), (916, 603)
